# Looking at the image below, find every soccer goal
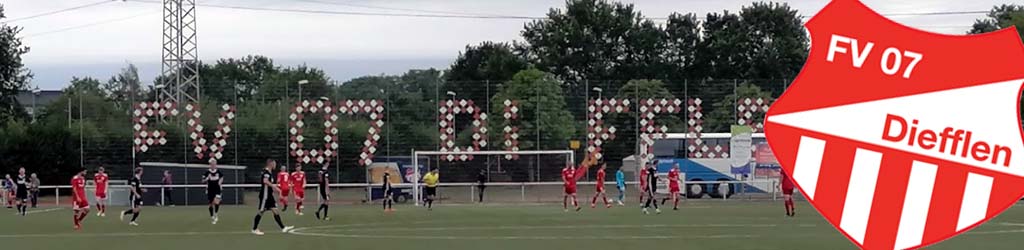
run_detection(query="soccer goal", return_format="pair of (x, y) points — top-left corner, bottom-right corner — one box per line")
(410, 150), (575, 206)
(138, 162), (248, 205)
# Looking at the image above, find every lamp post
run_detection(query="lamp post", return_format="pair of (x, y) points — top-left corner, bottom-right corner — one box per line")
(446, 91), (457, 135)
(298, 80), (309, 101)
(154, 84), (165, 100)
(31, 87), (40, 122)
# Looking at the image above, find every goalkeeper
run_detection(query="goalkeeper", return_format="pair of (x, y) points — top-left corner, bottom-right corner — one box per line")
(615, 168), (626, 206)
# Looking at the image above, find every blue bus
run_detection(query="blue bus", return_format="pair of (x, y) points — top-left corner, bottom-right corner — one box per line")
(650, 133), (776, 199)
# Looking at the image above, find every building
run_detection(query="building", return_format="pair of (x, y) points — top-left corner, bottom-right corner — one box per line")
(15, 90), (63, 118)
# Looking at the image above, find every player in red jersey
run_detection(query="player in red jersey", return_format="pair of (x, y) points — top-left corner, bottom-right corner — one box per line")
(71, 168), (90, 230)
(291, 163), (307, 216)
(589, 162), (611, 208)
(781, 168), (796, 217)
(94, 166), (109, 217)
(638, 164), (648, 206)
(563, 155), (595, 212)
(562, 164), (580, 212)
(662, 163), (682, 210)
(277, 165), (291, 212)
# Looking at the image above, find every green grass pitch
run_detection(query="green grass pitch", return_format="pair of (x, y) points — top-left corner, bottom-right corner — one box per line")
(1, 201), (1022, 250)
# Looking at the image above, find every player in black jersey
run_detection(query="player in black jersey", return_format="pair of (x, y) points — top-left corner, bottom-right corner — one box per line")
(382, 172), (394, 212)
(203, 160), (224, 224)
(121, 167), (144, 225)
(251, 159), (294, 235)
(642, 161), (661, 214)
(15, 167), (28, 216)
(315, 164), (330, 221)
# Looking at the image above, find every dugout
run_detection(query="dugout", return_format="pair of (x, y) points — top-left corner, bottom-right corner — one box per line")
(138, 162), (247, 206)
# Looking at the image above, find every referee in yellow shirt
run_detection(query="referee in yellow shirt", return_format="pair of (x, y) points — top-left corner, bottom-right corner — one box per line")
(422, 168), (440, 210)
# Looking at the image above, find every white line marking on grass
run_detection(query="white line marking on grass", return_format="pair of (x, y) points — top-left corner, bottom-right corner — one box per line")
(289, 223), (802, 240)
(965, 229), (1024, 235)
(313, 224), (784, 233)
(288, 231), (760, 240)
(24, 207), (63, 214)
(0, 231), (252, 238)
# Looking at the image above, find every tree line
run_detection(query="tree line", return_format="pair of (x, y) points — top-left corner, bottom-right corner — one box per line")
(0, 1), (1021, 184)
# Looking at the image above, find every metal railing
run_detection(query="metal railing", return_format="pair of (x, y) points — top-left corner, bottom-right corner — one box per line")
(31, 179), (782, 206)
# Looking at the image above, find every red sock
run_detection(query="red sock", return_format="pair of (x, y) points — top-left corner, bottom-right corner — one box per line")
(673, 197), (679, 208)
(591, 195), (598, 205)
(77, 212), (88, 222)
(563, 196), (568, 209)
(73, 212), (80, 226)
(602, 194), (609, 205)
(572, 197), (578, 207)
(297, 201), (303, 212)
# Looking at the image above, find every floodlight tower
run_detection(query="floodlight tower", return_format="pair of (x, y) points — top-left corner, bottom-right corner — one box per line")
(158, 0), (200, 105)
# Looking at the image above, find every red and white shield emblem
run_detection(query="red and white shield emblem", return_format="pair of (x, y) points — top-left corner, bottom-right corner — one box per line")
(764, 0), (1024, 249)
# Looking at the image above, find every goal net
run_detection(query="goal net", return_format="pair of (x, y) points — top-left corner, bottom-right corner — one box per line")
(408, 150), (575, 206)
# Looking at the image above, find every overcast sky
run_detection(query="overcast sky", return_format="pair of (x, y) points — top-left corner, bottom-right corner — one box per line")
(1, 0), (1005, 90)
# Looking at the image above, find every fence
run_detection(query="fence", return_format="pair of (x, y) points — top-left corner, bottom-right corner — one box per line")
(14, 78), (790, 190)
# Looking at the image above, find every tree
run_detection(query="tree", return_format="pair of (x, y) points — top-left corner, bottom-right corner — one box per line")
(490, 69), (575, 150)
(663, 13), (702, 83)
(969, 4), (1024, 41)
(313, 69), (445, 181)
(445, 41), (529, 104)
(103, 64), (143, 110)
(739, 2), (808, 80)
(693, 11), (746, 81)
(691, 2), (808, 81)
(266, 64), (332, 101)
(703, 82), (775, 133)
(0, 5), (31, 124)
(520, 0), (667, 84)
(676, 2), (807, 133)
(335, 69), (443, 158)
(604, 80), (683, 162)
(389, 69), (444, 152)
(199, 55), (278, 103)
(32, 77), (131, 174)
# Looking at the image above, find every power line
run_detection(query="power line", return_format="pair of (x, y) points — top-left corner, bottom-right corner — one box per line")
(126, 0), (543, 20)
(18, 1), (989, 37)
(125, 0), (993, 21)
(4, 0), (118, 23)
(294, 0), (525, 19)
(23, 11), (158, 38)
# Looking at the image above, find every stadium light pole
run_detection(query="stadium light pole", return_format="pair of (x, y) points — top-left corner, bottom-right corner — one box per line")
(298, 80), (309, 101)
(446, 91), (457, 134)
(31, 87), (40, 122)
(154, 84), (165, 100)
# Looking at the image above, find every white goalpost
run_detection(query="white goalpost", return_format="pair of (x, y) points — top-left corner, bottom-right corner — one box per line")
(411, 150), (575, 206)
